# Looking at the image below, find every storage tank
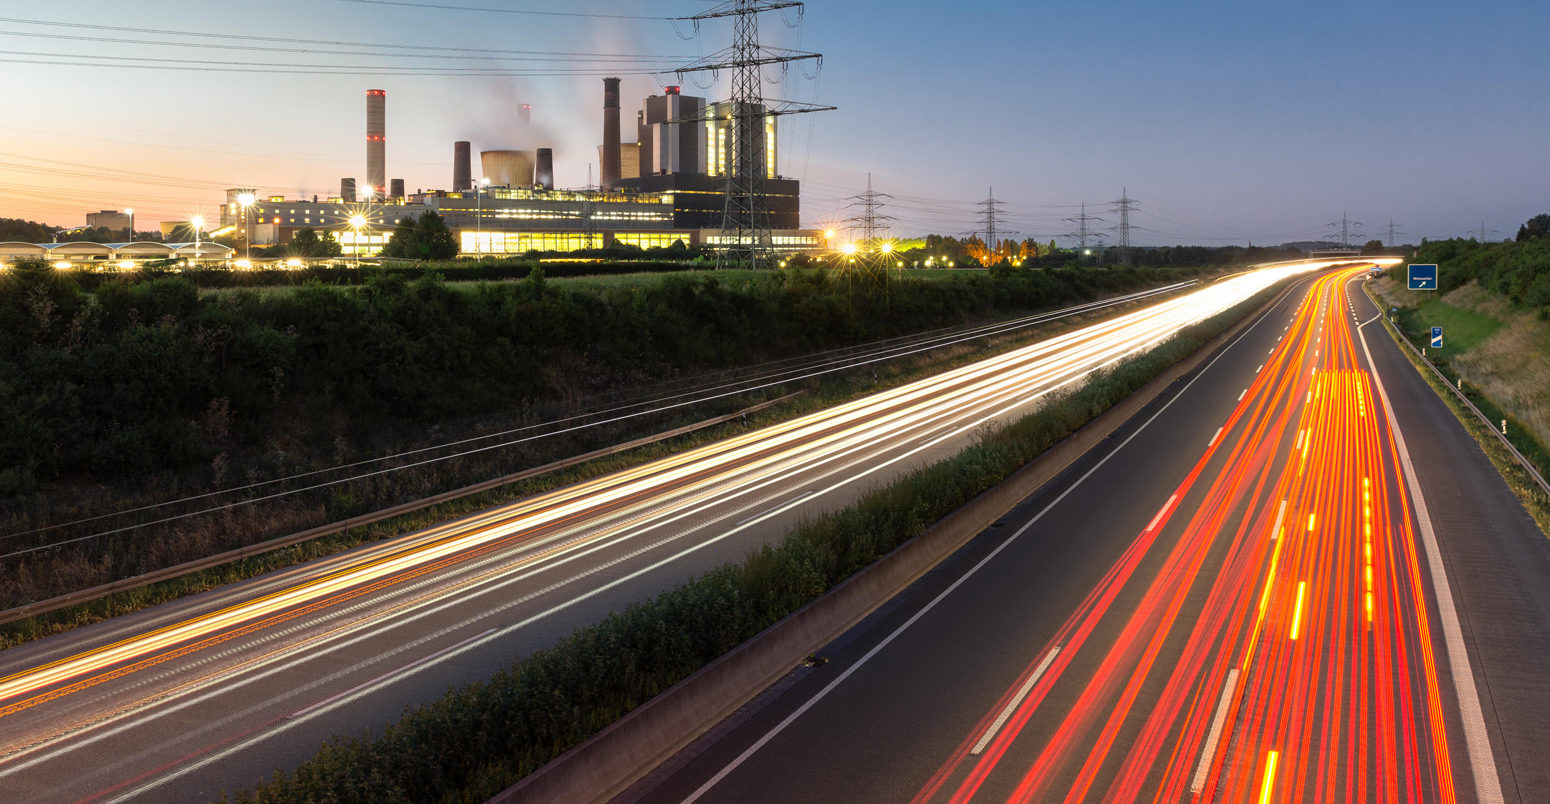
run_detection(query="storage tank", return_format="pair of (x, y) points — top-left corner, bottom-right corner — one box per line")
(481, 149), (535, 188)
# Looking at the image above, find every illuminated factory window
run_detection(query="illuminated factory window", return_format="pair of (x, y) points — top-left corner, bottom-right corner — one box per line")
(459, 231), (603, 254)
(613, 232), (688, 249)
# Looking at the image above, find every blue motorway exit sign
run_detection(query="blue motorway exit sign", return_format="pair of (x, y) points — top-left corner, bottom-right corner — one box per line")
(1431, 327), (1443, 348)
(1408, 264), (1438, 290)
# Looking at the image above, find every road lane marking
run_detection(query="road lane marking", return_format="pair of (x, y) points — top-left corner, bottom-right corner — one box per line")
(1190, 667), (1241, 793)
(1208, 427), (1223, 448)
(287, 628), (495, 719)
(1355, 300), (1505, 804)
(1270, 500), (1287, 541)
(1258, 750), (1279, 804)
(736, 491), (813, 525)
(970, 646), (1061, 756)
(1146, 494), (1179, 533)
(1290, 581), (1307, 640)
(1237, 388), (1247, 401)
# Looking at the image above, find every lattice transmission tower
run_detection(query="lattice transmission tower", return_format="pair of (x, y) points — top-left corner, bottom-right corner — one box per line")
(967, 187), (1017, 263)
(845, 173), (895, 253)
(1063, 202), (1106, 252)
(1328, 211), (1364, 247)
(1111, 188), (1139, 263)
(674, 1), (835, 268)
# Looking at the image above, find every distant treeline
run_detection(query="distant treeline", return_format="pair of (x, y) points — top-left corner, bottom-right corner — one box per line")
(0, 261), (1210, 496)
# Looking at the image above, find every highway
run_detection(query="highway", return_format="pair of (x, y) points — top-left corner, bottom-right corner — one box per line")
(0, 265), (1326, 802)
(628, 266), (1548, 803)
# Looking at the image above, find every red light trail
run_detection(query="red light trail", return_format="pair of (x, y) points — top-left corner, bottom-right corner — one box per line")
(913, 267), (1458, 803)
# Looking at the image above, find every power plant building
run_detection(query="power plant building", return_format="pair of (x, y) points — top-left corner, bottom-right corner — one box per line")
(197, 78), (819, 260)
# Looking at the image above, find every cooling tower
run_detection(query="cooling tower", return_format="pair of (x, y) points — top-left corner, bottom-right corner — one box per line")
(601, 77), (621, 189)
(453, 141), (472, 191)
(535, 148), (554, 190)
(366, 89), (386, 200)
(481, 149), (535, 188)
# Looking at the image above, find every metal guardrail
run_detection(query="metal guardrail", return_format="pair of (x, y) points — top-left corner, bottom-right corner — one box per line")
(0, 390), (805, 626)
(1372, 287), (1550, 499)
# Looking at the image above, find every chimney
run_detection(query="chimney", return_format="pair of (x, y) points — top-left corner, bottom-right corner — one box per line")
(341, 178), (356, 202)
(390, 178), (405, 199)
(520, 103), (532, 125)
(366, 89), (386, 200)
(453, 140), (472, 191)
(601, 77), (621, 189)
(536, 148), (554, 190)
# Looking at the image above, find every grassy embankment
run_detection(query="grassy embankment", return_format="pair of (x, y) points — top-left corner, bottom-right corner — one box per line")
(1371, 238), (1550, 533)
(0, 263), (1202, 647)
(219, 281), (1287, 804)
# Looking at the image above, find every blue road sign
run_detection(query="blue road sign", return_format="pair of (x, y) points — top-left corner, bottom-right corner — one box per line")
(1431, 327), (1443, 348)
(1409, 264), (1438, 290)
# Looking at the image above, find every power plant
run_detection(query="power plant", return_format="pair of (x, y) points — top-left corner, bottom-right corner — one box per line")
(219, 79), (817, 259)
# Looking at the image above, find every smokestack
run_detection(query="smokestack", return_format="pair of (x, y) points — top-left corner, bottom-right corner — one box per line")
(601, 77), (621, 189)
(341, 178), (356, 202)
(366, 89), (386, 200)
(390, 178), (405, 200)
(453, 140), (471, 191)
(520, 103), (532, 125)
(536, 148), (554, 190)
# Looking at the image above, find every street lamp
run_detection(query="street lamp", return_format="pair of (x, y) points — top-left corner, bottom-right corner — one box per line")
(349, 213), (368, 268)
(190, 215), (204, 264)
(123, 208), (133, 242)
(236, 192), (256, 260)
(475, 176), (490, 256)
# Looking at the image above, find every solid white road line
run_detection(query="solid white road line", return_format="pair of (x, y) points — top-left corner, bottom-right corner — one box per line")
(1190, 667), (1240, 793)
(288, 628), (494, 719)
(678, 280), (1296, 804)
(1354, 283), (1504, 804)
(969, 646), (1060, 756)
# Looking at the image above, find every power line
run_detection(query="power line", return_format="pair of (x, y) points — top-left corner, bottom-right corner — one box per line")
(0, 16), (682, 56)
(333, 0), (671, 19)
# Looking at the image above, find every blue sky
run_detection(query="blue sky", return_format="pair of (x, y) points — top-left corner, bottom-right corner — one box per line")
(1, 0), (1545, 245)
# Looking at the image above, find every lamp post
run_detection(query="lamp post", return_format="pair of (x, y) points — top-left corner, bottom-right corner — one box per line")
(123, 208), (134, 242)
(190, 215), (204, 264)
(236, 192), (256, 260)
(474, 176), (490, 255)
(349, 213), (367, 268)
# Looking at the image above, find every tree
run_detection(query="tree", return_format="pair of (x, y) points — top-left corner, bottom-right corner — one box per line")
(288, 228), (343, 258)
(382, 216), (419, 259)
(1517, 214), (1550, 242)
(1360, 239), (1386, 256)
(415, 211), (459, 260)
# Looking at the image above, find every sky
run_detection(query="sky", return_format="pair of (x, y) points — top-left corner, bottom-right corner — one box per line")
(0, 0), (1546, 246)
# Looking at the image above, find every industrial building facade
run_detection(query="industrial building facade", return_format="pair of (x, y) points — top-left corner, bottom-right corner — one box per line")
(202, 78), (819, 259)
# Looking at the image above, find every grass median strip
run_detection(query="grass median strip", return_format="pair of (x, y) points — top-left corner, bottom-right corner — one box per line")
(220, 285), (1278, 804)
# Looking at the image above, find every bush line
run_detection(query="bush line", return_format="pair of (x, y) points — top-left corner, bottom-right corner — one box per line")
(222, 284), (1276, 804)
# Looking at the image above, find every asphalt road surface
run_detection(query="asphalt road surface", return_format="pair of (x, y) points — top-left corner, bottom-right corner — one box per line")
(628, 266), (1548, 804)
(0, 268), (1315, 803)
